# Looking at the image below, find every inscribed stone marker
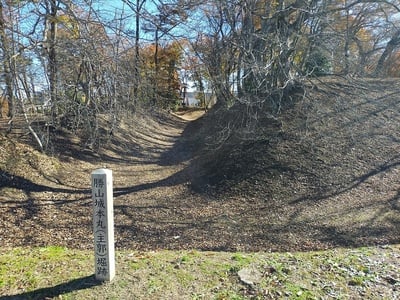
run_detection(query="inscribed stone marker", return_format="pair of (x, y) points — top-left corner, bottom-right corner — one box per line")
(91, 168), (115, 281)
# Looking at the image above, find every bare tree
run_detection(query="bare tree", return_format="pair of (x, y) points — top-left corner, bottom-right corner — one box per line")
(0, 2), (14, 120)
(374, 28), (400, 76)
(1, 0), (399, 151)
(42, 0), (59, 125)
(191, 0), (319, 113)
(121, 0), (147, 104)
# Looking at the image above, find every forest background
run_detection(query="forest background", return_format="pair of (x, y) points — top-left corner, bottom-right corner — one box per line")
(1, 1), (400, 298)
(1, 0), (400, 151)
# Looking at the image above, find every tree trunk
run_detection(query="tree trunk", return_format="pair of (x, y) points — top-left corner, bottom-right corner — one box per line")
(133, 0), (141, 103)
(374, 29), (400, 77)
(0, 2), (14, 120)
(45, 0), (58, 125)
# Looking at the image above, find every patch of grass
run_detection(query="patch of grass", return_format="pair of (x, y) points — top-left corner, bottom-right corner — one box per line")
(283, 283), (314, 299)
(214, 290), (246, 300)
(0, 247), (93, 296)
(1, 245), (399, 299)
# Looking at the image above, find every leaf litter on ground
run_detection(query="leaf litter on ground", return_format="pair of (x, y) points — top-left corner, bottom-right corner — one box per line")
(1, 79), (400, 299)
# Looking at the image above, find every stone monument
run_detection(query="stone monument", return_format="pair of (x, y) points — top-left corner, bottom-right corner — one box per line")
(91, 168), (115, 281)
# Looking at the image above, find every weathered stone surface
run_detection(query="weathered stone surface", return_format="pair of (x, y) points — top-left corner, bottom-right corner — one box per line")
(92, 168), (115, 282)
(238, 266), (263, 285)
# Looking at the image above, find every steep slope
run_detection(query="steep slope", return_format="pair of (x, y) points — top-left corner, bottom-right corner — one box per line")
(190, 77), (400, 248)
(0, 77), (399, 252)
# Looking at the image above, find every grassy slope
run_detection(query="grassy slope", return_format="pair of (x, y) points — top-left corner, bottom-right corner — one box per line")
(1, 245), (399, 299)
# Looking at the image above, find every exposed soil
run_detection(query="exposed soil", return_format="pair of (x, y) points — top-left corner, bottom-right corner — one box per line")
(0, 77), (399, 253)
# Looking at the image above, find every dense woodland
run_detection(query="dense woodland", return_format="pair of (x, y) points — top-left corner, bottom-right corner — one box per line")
(0, 0), (400, 151)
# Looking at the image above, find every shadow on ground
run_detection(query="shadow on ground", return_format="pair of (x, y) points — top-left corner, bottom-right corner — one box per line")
(1, 78), (400, 252)
(1, 275), (100, 300)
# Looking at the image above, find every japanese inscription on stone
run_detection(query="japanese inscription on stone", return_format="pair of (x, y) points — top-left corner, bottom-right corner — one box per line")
(92, 169), (115, 281)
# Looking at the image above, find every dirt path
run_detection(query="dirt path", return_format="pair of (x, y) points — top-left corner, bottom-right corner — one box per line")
(0, 108), (283, 252)
(171, 108), (206, 121)
(1, 110), (227, 251)
(1, 80), (400, 252)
